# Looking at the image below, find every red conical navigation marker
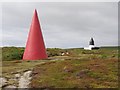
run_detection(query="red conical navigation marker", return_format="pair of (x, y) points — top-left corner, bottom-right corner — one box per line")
(23, 9), (48, 60)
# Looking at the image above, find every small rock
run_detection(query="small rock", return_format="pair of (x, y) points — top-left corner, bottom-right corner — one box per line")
(18, 76), (30, 88)
(61, 53), (65, 56)
(18, 71), (32, 88)
(23, 71), (32, 80)
(66, 52), (69, 55)
(15, 74), (21, 79)
(0, 77), (7, 87)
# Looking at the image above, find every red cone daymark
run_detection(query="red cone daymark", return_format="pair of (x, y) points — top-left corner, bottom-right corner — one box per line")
(23, 9), (48, 60)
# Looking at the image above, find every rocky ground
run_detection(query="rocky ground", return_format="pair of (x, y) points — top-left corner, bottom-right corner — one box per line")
(1, 60), (49, 89)
(1, 70), (32, 89)
(1, 59), (61, 89)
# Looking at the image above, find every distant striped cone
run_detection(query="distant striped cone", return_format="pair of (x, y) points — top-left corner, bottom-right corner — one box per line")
(23, 9), (47, 60)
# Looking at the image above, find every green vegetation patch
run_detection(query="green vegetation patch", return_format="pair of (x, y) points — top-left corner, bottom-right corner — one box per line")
(2, 47), (24, 60)
(30, 58), (118, 88)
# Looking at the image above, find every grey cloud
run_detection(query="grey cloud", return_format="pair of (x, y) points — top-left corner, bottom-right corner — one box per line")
(2, 2), (118, 48)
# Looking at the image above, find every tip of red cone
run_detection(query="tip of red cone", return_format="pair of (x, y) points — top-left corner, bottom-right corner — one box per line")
(34, 9), (38, 16)
(34, 9), (37, 13)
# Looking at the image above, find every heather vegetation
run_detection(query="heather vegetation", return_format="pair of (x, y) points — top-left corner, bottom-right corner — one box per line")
(1, 46), (118, 88)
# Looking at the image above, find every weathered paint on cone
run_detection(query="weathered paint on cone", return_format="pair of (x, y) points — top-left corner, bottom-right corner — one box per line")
(23, 9), (47, 60)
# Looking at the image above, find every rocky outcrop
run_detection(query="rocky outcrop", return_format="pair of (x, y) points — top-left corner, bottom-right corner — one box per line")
(1, 70), (32, 89)
(0, 77), (7, 87)
(18, 71), (32, 88)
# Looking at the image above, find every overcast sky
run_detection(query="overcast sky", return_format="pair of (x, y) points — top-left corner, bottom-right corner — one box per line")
(2, 2), (118, 48)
